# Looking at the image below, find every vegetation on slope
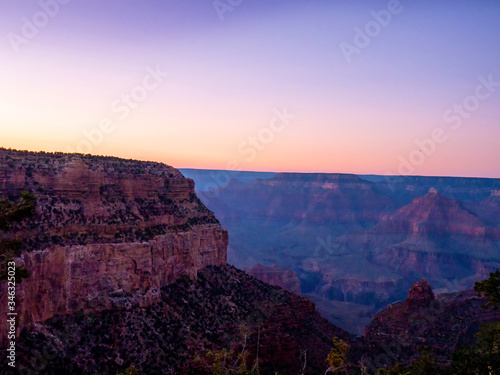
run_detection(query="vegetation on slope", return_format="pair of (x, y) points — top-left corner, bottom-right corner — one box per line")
(0, 191), (35, 282)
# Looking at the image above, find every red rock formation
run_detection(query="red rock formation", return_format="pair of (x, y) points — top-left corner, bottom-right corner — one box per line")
(375, 188), (487, 238)
(0, 149), (228, 345)
(203, 173), (500, 334)
(333, 189), (500, 302)
(214, 173), (395, 224)
(3, 265), (352, 375)
(406, 279), (435, 306)
(246, 264), (301, 294)
(364, 280), (500, 367)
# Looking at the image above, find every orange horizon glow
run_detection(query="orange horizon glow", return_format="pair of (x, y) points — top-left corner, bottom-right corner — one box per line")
(1, 2), (500, 179)
(2, 143), (499, 180)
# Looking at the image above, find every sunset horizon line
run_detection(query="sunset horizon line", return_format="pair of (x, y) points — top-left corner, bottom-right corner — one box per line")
(3, 146), (499, 180)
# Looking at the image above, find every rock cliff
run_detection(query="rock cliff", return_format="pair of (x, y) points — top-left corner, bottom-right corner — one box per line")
(0, 149), (228, 344)
(211, 173), (395, 226)
(329, 190), (500, 313)
(194, 172), (500, 333)
(406, 279), (435, 306)
(364, 280), (500, 368)
(3, 265), (352, 375)
(246, 263), (302, 294)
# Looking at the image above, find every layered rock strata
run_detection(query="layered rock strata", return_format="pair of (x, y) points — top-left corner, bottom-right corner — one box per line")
(0, 149), (228, 344)
(364, 280), (500, 367)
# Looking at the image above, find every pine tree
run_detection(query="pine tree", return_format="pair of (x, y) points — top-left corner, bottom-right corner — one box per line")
(475, 271), (500, 310)
(325, 337), (350, 374)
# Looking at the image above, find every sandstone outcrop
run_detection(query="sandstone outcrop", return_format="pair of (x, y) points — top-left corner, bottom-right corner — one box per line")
(0, 149), (228, 345)
(406, 279), (435, 306)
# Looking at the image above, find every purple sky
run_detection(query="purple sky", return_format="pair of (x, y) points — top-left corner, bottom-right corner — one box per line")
(1, 0), (499, 177)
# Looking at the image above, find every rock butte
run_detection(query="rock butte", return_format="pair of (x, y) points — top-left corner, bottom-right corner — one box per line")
(0, 149), (228, 345)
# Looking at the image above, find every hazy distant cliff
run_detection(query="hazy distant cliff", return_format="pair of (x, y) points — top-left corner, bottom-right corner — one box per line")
(193, 171), (500, 333)
(0, 149), (228, 343)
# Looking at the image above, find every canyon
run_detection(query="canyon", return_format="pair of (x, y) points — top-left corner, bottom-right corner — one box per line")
(363, 279), (500, 370)
(0, 149), (228, 345)
(0, 149), (353, 374)
(4, 266), (497, 374)
(6, 265), (353, 375)
(185, 170), (500, 333)
(0, 150), (498, 373)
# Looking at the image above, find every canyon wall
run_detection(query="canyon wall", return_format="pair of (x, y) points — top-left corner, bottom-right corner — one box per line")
(0, 149), (227, 344)
(363, 279), (500, 368)
(3, 265), (351, 375)
(193, 171), (500, 333)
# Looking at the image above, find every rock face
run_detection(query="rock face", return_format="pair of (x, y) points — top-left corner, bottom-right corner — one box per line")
(406, 279), (435, 305)
(363, 280), (500, 368)
(367, 189), (491, 242)
(191, 171), (500, 333)
(0, 149), (228, 345)
(339, 190), (500, 286)
(208, 173), (395, 226)
(466, 190), (500, 227)
(3, 265), (352, 375)
(246, 264), (302, 294)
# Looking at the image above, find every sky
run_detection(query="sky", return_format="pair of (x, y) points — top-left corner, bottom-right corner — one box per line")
(0, 0), (499, 177)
